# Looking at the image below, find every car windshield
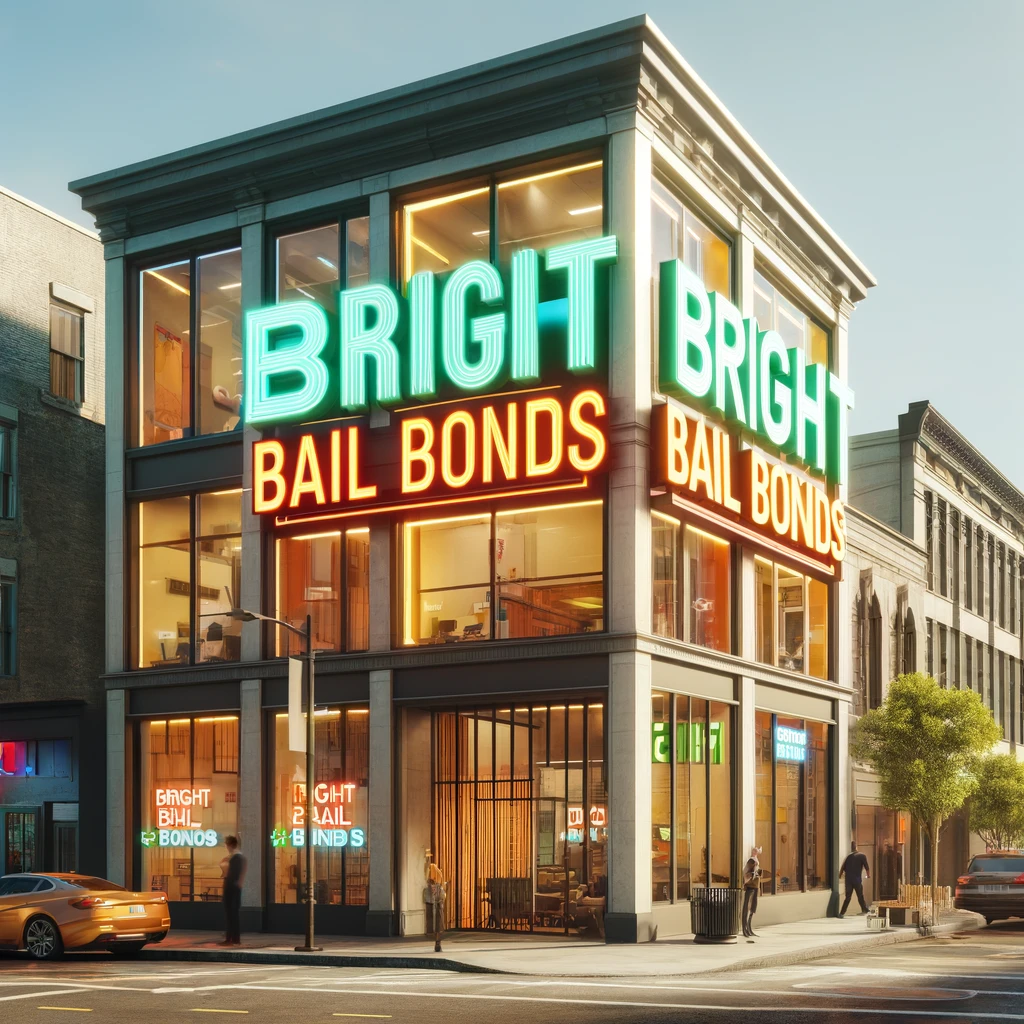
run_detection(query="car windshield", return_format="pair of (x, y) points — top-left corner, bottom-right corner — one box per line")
(63, 876), (126, 891)
(968, 857), (1024, 873)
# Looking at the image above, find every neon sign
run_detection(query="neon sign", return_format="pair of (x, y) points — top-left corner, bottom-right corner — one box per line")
(652, 400), (846, 569)
(244, 236), (618, 425)
(565, 805), (607, 845)
(775, 725), (808, 762)
(270, 780), (366, 849)
(141, 788), (220, 847)
(659, 259), (854, 487)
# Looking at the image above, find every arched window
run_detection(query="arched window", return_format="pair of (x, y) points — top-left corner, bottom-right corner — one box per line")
(902, 608), (917, 675)
(853, 593), (866, 714)
(868, 595), (883, 709)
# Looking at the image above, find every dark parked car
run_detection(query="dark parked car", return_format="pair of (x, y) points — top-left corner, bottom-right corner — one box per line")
(954, 853), (1024, 925)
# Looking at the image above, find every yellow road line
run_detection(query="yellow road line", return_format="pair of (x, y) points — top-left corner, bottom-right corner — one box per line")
(332, 1016), (393, 1020)
(37, 1009), (93, 1014)
(190, 1012), (249, 1015)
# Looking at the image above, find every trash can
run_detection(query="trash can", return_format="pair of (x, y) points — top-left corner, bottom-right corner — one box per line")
(690, 886), (742, 944)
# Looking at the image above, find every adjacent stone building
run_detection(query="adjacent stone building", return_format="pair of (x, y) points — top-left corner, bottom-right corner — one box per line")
(0, 186), (106, 875)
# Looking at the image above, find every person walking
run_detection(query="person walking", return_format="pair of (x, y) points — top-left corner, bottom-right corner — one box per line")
(424, 862), (447, 953)
(838, 840), (870, 917)
(742, 847), (762, 939)
(219, 835), (247, 946)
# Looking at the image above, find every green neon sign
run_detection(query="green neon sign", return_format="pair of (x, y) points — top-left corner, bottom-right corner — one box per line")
(651, 720), (724, 765)
(658, 259), (854, 486)
(243, 235), (618, 425)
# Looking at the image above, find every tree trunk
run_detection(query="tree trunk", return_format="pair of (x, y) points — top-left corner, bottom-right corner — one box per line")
(930, 814), (941, 917)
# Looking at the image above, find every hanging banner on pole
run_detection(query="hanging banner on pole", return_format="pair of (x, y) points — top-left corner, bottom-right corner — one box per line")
(288, 656), (305, 753)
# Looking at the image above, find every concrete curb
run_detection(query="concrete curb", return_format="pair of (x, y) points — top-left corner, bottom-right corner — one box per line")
(136, 914), (983, 977)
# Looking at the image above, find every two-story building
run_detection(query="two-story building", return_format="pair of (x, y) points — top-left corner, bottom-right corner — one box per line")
(72, 16), (874, 940)
(0, 186), (106, 876)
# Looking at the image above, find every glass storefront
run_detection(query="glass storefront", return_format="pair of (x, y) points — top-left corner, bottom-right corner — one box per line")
(651, 692), (733, 903)
(755, 556), (829, 680)
(270, 707), (369, 907)
(432, 701), (606, 935)
(754, 711), (830, 894)
(139, 716), (239, 902)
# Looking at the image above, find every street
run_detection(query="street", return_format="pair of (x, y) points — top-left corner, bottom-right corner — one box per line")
(1, 924), (1024, 1023)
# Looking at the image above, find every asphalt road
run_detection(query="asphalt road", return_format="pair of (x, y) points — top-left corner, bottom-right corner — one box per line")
(2, 922), (1024, 1023)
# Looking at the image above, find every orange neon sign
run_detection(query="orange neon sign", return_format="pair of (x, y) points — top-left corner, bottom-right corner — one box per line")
(652, 400), (846, 568)
(254, 388), (608, 520)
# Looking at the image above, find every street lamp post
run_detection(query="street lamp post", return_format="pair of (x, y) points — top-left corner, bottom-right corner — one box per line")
(223, 601), (321, 953)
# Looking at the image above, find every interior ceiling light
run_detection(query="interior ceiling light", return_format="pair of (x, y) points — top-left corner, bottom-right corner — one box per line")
(569, 204), (603, 217)
(317, 256), (337, 269)
(147, 270), (190, 295)
(219, 282), (242, 291)
(498, 160), (602, 189)
(471, 229), (490, 237)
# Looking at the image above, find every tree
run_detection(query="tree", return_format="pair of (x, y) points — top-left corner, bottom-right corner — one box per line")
(970, 754), (1024, 852)
(852, 673), (1000, 905)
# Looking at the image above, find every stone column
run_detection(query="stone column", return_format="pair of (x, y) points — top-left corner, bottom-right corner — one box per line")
(106, 689), (126, 885)
(239, 678), (263, 929)
(397, 707), (432, 936)
(367, 668), (395, 934)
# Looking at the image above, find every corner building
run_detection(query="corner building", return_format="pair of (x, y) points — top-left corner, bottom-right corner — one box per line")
(73, 17), (874, 940)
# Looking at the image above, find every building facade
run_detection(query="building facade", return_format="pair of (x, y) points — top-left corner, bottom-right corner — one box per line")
(74, 17), (874, 940)
(0, 186), (107, 876)
(850, 401), (1024, 887)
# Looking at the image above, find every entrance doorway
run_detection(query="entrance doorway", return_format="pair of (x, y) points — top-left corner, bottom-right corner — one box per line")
(432, 701), (606, 936)
(854, 804), (905, 903)
(2, 809), (38, 874)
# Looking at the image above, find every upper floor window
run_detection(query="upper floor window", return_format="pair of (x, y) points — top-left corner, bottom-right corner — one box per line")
(403, 500), (603, 645)
(0, 423), (15, 519)
(651, 512), (732, 653)
(401, 157), (603, 283)
(134, 490), (241, 667)
(651, 177), (731, 297)
(753, 269), (829, 368)
(49, 304), (84, 405)
(275, 528), (369, 657)
(138, 248), (242, 446)
(0, 577), (14, 675)
(276, 216), (369, 313)
(755, 556), (829, 680)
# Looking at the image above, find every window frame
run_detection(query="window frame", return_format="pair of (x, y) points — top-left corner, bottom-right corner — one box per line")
(0, 420), (16, 520)
(131, 239), (243, 449)
(0, 577), (14, 676)
(48, 301), (85, 406)
(752, 264), (832, 371)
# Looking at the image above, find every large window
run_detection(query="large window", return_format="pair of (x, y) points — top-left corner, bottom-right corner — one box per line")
(402, 158), (603, 283)
(139, 715), (239, 902)
(753, 269), (829, 368)
(403, 501), (603, 645)
(271, 706), (368, 906)
(651, 513), (731, 652)
(275, 529), (369, 656)
(138, 247), (242, 446)
(49, 303), (84, 405)
(651, 177), (731, 296)
(652, 692), (733, 903)
(754, 711), (830, 895)
(136, 491), (242, 667)
(755, 556), (829, 680)
(276, 216), (370, 312)
(0, 577), (14, 675)
(0, 423), (14, 519)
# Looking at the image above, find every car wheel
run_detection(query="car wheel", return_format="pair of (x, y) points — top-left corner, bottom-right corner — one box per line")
(111, 942), (147, 958)
(24, 917), (63, 960)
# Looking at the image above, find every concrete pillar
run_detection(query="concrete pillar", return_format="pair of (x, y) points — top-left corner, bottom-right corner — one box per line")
(106, 688), (126, 885)
(239, 210), (265, 658)
(606, 650), (653, 941)
(103, 247), (125, 674)
(397, 707), (432, 936)
(366, 668), (394, 935)
(239, 678), (263, 928)
(736, 675), (756, 877)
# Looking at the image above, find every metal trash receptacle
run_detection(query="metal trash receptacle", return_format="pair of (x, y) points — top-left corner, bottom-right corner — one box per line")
(691, 886), (742, 944)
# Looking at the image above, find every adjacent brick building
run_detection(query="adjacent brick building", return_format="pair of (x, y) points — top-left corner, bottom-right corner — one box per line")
(0, 186), (106, 875)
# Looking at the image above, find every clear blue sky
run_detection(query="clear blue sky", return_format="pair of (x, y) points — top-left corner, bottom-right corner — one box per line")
(2, 1), (1021, 486)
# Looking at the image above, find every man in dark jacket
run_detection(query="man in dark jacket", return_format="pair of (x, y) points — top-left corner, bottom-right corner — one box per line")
(220, 835), (247, 946)
(838, 840), (870, 917)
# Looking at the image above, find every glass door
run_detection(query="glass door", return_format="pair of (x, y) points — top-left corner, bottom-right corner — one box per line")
(2, 808), (39, 873)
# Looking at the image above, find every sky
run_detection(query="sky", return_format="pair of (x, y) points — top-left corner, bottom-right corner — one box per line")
(2, 1), (1021, 486)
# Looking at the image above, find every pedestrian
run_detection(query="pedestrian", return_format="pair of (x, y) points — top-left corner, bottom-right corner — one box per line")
(838, 840), (870, 917)
(424, 862), (447, 953)
(219, 835), (247, 946)
(742, 846), (762, 939)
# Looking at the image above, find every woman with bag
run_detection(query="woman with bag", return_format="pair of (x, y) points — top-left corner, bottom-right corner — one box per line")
(424, 862), (447, 953)
(742, 846), (762, 940)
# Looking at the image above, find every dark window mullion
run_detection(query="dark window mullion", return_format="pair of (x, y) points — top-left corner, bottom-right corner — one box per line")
(190, 496), (198, 665)
(190, 255), (199, 438)
(669, 696), (677, 903)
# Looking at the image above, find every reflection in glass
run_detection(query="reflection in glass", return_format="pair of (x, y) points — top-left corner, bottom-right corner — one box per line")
(403, 186), (490, 282)
(276, 532), (342, 656)
(140, 261), (191, 446)
(346, 217), (370, 288)
(651, 178), (731, 295)
(651, 691), (671, 903)
(709, 701), (731, 886)
(775, 715), (803, 893)
(777, 566), (805, 672)
(277, 224), (341, 312)
(684, 526), (730, 652)
(196, 248), (242, 436)
(497, 161), (603, 261)
(753, 270), (829, 367)
(754, 711), (774, 892)
(755, 557), (774, 666)
(674, 694), (690, 900)
(346, 530), (369, 652)
(808, 577), (828, 680)
(806, 721), (829, 890)
(196, 491), (242, 663)
(138, 496), (191, 667)
(652, 513), (680, 640)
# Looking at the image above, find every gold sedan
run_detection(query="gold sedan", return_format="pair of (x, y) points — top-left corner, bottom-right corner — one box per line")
(0, 873), (170, 959)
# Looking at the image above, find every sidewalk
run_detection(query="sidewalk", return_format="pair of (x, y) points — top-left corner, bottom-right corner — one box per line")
(139, 911), (983, 977)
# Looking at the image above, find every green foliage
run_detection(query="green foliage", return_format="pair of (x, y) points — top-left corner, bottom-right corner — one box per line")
(970, 754), (1024, 851)
(852, 673), (1001, 837)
